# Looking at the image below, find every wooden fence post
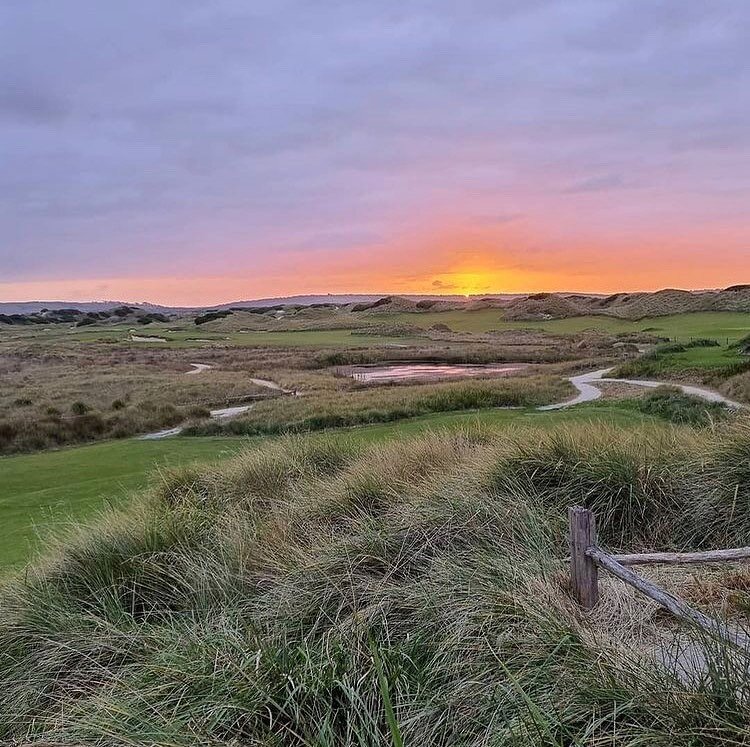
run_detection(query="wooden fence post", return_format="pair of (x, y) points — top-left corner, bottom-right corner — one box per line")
(569, 506), (599, 608)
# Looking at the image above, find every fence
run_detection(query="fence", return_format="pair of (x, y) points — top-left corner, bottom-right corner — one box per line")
(568, 506), (750, 649)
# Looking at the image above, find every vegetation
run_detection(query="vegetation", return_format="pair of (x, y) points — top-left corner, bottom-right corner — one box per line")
(3, 424), (750, 743)
(0, 405), (660, 568)
(614, 339), (750, 379)
(0, 437), (249, 567)
(185, 375), (572, 437)
(195, 309), (233, 325)
(620, 386), (731, 426)
(0, 347), (272, 454)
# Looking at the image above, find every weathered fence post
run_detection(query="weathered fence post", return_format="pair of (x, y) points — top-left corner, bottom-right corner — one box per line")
(569, 506), (599, 608)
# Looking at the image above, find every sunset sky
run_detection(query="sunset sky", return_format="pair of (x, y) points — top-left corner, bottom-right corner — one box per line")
(2, 1), (749, 305)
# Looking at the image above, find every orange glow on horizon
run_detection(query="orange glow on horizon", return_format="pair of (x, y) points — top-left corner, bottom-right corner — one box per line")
(3, 219), (750, 306)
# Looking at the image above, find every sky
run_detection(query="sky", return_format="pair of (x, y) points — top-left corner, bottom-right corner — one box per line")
(1, 0), (749, 305)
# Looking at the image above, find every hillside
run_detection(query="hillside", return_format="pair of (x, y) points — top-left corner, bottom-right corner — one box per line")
(501, 286), (750, 321)
(0, 305), (171, 327)
(2, 425), (750, 743)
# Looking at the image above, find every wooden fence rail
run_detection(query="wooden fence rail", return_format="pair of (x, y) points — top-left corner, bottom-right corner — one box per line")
(568, 505), (750, 650)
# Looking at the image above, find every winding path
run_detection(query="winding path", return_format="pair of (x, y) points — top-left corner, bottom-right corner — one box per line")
(539, 368), (746, 411)
(139, 374), (296, 440)
(139, 404), (254, 440)
(249, 377), (296, 395)
(186, 363), (212, 375)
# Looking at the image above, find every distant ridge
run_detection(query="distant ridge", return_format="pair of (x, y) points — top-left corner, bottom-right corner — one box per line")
(2, 287), (748, 320)
(0, 294), (522, 315)
(0, 300), (177, 314)
(501, 286), (750, 321)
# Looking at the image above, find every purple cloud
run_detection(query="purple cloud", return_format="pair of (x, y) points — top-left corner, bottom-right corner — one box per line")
(1, 0), (748, 289)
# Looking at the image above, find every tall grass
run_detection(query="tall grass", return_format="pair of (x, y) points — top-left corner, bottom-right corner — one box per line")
(185, 375), (572, 437)
(3, 423), (750, 743)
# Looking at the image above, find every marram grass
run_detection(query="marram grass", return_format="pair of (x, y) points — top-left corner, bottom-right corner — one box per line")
(3, 422), (750, 744)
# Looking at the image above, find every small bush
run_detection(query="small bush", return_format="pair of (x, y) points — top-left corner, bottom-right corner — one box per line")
(70, 401), (89, 416)
(195, 310), (232, 325)
(629, 386), (730, 426)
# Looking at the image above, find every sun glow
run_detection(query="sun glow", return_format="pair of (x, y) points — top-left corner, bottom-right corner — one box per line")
(430, 271), (499, 296)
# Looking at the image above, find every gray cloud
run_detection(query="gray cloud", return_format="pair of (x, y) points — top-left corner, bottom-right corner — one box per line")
(563, 174), (630, 193)
(1, 0), (749, 282)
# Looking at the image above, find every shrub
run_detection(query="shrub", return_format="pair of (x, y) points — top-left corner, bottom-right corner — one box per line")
(627, 386), (731, 426)
(195, 310), (233, 325)
(184, 376), (572, 438)
(70, 401), (89, 416)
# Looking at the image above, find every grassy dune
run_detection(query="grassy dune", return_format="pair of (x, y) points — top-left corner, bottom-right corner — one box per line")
(385, 310), (750, 339)
(7, 310), (750, 348)
(0, 405), (659, 568)
(2, 423), (750, 743)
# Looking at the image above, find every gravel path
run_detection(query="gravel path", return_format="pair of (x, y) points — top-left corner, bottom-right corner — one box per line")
(186, 363), (212, 375)
(539, 368), (746, 411)
(249, 377), (296, 395)
(139, 375), (295, 440)
(138, 403), (254, 440)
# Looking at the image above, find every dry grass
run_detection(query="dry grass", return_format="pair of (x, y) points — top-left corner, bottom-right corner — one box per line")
(3, 422), (750, 743)
(0, 346), (270, 452)
(185, 374), (572, 437)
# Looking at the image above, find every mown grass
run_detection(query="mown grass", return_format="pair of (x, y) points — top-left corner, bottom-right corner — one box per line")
(0, 438), (249, 567)
(614, 342), (750, 380)
(385, 309), (750, 339)
(3, 423), (750, 743)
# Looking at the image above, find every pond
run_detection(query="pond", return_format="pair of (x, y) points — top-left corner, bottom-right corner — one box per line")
(347, 363), (527, 383)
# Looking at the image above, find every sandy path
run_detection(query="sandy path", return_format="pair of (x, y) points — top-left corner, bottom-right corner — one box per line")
(249, 377), (297, 395)
(539, 368), (746, 411)
(139, 403), (253, 440)
(186, 363), (212, 375)
(139, 375), (294, 440)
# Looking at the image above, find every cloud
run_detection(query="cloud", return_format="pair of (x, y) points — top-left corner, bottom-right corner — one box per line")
(1, 0), (749, 297)
(562, 174), (630, 193)
(431, 280), (458, 290)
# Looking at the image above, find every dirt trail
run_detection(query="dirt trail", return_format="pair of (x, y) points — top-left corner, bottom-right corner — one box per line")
(539, 368), (746, 411)
(139, 403), (253, 440)
(139, 375), (294, 440)
(186, 363), (212, 375)
(249, 377), (297, 395)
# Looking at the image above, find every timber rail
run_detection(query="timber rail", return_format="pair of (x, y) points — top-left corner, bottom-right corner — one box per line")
(568, 506), (750, 650)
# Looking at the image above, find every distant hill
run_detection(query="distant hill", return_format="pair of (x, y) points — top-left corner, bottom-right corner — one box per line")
(0, 300), (177, 315)
(0, 305), (172, 327)
(3, 287), (750, 322)
(213, 294), (477, 310)
(501, 287), (750, 321)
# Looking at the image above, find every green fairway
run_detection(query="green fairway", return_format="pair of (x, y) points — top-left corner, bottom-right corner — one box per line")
(7, 310), (750, 350)
(0, 438), (250, 567)
(650, 344), (746, 370)
(0, 404), (660, 568)
(54, 326), (428, 348)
